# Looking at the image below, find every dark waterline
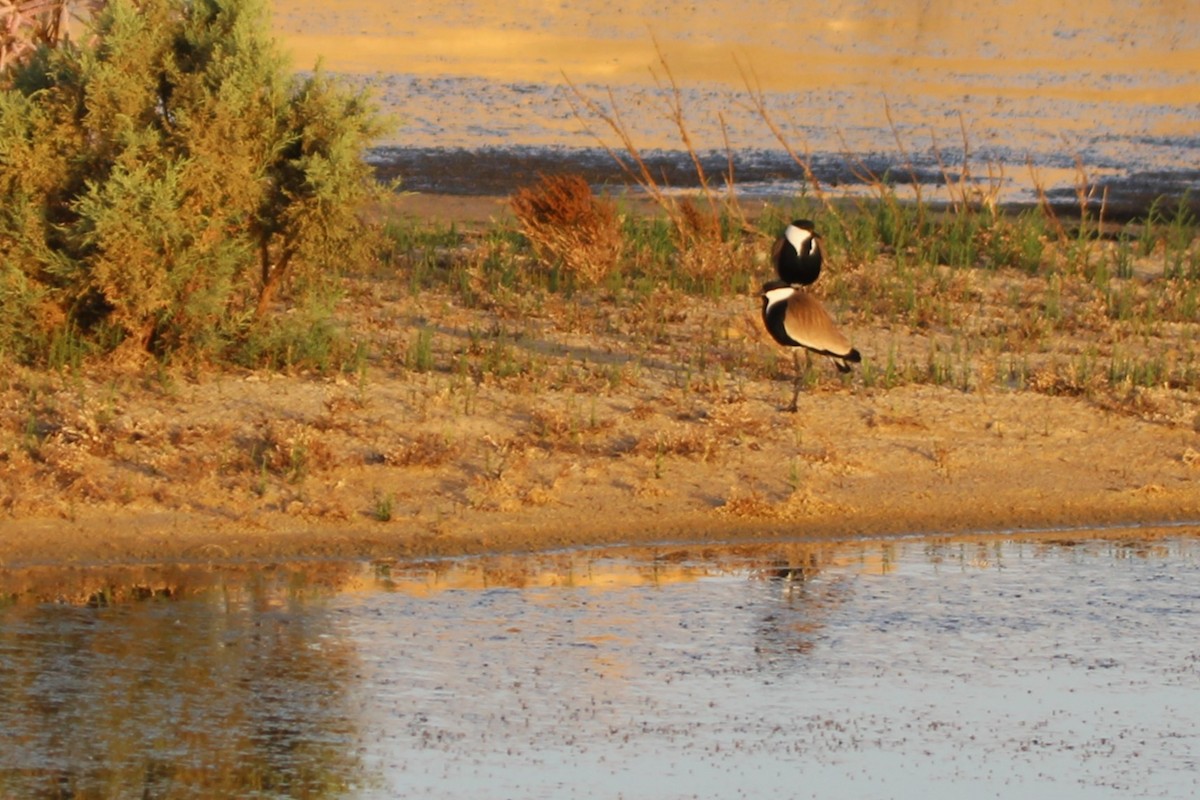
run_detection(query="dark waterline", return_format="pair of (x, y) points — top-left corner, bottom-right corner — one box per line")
(369, 144), (1200, 220)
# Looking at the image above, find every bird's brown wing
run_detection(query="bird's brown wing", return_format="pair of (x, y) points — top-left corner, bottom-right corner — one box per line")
(783, 291), (856, 358)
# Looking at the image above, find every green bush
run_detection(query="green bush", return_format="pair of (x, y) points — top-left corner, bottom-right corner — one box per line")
(0, 0), (387, 364)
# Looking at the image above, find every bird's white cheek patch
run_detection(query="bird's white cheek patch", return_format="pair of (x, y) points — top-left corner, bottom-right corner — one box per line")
(763, 286), (795, 306)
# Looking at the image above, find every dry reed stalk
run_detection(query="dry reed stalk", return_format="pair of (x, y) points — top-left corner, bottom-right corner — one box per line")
(564, 42), (744, 282)
(718, 111), (752, 234)
(930, 113), (1000, 216)
(1027, 156), (1068, 241)
(1071, 151), (1098, 218)
(647, 35), (741, 278)
(967, 119), (1004, 216)
(983, 160), (1006, 213)
(510, 173), (624, 285)
(1071, 151), (1107, 237)
(925, 113), (1006, 217)
(649, 34), (717, 207)
(1029, 147), (1106, 271)
(736, 58), (849, 238)
(561, 73), (671, 209)
(943, 114), (974, 214)
(883, 97), (927, 229)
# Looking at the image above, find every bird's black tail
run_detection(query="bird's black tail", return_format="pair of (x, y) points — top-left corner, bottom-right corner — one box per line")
(831, 348), (861, 373)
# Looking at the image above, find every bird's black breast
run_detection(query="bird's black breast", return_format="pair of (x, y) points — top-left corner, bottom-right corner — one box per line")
(774, 238), (821, 286)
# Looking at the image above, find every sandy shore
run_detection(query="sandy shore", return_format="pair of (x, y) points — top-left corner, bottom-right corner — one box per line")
(1, 194), (1197, 569)
(2, 379), (1196, 568)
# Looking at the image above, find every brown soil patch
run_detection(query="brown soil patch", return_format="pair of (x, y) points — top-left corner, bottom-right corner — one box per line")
(2, 194), (1198, 569)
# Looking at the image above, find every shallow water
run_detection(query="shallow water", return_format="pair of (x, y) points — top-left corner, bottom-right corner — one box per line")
(3, 533), (1199, 798)
(272, 0), (1200, 208)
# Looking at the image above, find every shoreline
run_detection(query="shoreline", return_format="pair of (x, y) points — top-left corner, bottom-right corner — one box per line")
(3, 504), (1199, 570)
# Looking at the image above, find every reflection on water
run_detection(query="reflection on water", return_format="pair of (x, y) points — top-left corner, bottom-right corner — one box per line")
(0, 573), (367, 798)
(2, 533), (1199, 798)
(273, 0), (1200, 205)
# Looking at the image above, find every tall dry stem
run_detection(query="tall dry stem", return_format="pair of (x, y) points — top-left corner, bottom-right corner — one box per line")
(648, 34), (717, 210)
(564, 40), (744, 282)
(645, 35), (742, 277)
(1028, 156), (1068, 241)
(718, 110), (751, 234)
(736, 58), (850, 243)
(884, 96), (925, 224)
(561, 75), (672, 209)
(1071, 150), (1106, 234)
(929, 114), (1003, 216)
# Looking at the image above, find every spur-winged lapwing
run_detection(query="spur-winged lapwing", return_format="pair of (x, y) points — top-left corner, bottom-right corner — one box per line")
(761, 280), (861, 411)
(761, 221), (860, 411)
(772, 219), (823, 285)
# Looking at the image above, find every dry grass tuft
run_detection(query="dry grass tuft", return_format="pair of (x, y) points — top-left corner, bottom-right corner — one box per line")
(674, 197), (737, 280)
(716, 487), (842, 519)
(384, 432), (459, 467)
(715, 488), (777, 518)
(510, 173), (624, 285)
(1182, 447), (1200, 468)
(248, 420), (335, 482)
(634, 425), (720, 461)
(629, 402), (656, 421)
(527, 406), (576, 439)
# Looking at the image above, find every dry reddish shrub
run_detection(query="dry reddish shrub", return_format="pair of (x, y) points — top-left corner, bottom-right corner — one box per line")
(510, 173), (624, 285)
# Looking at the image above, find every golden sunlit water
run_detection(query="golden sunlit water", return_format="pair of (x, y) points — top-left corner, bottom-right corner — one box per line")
(271, 0), (1200, 204)
(3, 533), (1200, 798)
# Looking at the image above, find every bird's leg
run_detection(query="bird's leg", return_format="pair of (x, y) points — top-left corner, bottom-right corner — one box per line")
(787, 350), (802, 413)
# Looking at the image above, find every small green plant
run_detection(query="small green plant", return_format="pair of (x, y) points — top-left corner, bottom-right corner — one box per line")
(1043, 275), (1063, 324)
(46, 324), (88, 373)
(253, 462), (269, 497)
(285, 443), (308, 484)
(1163, 192), (1197, 279)
(1138, 197), (1164, 256)
(1112, 231), (1135, 279)
(372, 491), (394, 522)
(407, 328), (435, 373)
